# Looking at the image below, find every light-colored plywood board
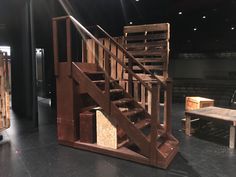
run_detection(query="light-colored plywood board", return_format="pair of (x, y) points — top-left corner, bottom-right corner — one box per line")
(0, 51), (11, 131)
(96, 110), (118, 149)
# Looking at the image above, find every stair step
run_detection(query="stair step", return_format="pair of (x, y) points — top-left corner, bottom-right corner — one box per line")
(117, 139), (130, 148)
(103, 89), (123, 94)
(123, 108), (144, 118)
(92, 80), (118, 84)
(147, 129), (166, 141)
(84, 71), (104, 80)
(113, 98), (133, 107)
(158, 140), (177, 158)
(134, 118), (151, 130)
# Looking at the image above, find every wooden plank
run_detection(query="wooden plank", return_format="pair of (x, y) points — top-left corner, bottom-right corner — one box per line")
(124, 40), (167, 48)
(163, 24), (170, 78)
(129, 50), (165, 56)
(116, 38), (124, 80)
(124, 58), (164, 63)
(0, 52), (10, 131)
(111, 41), (117, 78)
(147, 83), (152, 114)
(185, 107), (236, 122)
(150, 83), (159, 165)
(52, 20), (59, 76)
(98, 39), (104, 68)
(66, 18), (72, 75)
(141, 85), (146, 109)
(134, 81), (139, 101)
(125, 33), (168, 41)
(86, 39), (95, 63)
(82, 40), (87, 63)
(132, 65), (164, 71)
(124, 23), (169, 33)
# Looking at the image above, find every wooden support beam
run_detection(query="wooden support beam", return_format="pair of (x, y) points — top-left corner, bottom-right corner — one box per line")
(164, 79), (172, 134)
(52, 20), (59, 76)
(150, 83), (159, 165)
(66, 17), (72, 76)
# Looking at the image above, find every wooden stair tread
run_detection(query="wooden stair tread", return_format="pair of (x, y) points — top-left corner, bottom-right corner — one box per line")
(113, 98), (133, 106)
(103, 89), (123, 94)
(158, 140), (178, 158)
(92, 79), (118, 83)
(117, 139), (130, 148)
(146, 128), (166, 141)
(134, 118), (151, 129)
(84, 71), (104, 74)
(123, 108), (144, 117)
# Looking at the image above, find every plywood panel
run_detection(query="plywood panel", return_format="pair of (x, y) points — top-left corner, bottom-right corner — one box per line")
(0, 52), (11, 131)
(96, 110), (117, 149)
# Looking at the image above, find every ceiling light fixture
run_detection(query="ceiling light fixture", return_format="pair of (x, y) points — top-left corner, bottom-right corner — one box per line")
(135, 0), (140, 2)
(231, 27), (235, 30)
(129, 22), (133, 25)
(193, 27), (197, 31)
(178, 11), (183, 15)
(202, 16), (206, 19)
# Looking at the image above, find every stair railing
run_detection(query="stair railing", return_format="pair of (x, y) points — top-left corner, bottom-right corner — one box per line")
(52, 16), (173, 143)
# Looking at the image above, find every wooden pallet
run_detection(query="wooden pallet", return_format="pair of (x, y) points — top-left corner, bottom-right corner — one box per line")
(124, 23), (170, 78)
(0, 51), (10, 132)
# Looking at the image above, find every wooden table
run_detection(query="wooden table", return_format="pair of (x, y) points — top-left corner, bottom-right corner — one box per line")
(185, 106), (236, 149)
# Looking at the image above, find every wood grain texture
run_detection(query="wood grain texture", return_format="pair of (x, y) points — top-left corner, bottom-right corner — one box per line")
(0, 52), (11, 131)
(96, 110), (118, 149)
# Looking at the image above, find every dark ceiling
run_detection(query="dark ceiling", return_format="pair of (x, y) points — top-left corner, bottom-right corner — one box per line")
(0, 0), (236, 53)
(66, 0), (236, 53)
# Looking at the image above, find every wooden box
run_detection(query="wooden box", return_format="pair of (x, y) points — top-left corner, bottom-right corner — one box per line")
(182, 97), (214, 133)
(79, 111), (96, 143)
(185, 97), (214, 111)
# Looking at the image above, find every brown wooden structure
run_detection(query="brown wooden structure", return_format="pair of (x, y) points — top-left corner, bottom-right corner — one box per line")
(185, 106), (236, 149)
(53, 16), (179, 169)
(0, 51), (11, 131)
(84, 23), (170, 112)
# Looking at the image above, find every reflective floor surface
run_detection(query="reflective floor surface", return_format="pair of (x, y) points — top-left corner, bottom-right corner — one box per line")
(0, 100), (235, 177)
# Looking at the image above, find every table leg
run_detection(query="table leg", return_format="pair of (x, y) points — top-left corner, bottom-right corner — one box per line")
(185, 115), (191, 136)
(229, 125), (235, 149)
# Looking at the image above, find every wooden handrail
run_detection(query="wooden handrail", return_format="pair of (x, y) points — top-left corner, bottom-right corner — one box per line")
(67, 16), (154, 92)
(96, 25), (166, 88)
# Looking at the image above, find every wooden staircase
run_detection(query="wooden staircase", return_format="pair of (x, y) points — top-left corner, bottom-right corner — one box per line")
(53, 16), (179, 169)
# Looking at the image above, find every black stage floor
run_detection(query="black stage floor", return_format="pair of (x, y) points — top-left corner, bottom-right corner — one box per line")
(0, 100), (235, 177)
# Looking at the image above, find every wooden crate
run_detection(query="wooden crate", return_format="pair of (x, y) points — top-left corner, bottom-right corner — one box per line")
(185, 97), (214, 111)
(182, 97), (214, 133)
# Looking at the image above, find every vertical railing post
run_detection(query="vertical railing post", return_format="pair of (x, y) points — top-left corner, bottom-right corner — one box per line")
(164, 78), (172, 134)
(82, 40), (87, 63)
(52, 20), (59, 76)
(66, 17), (72, 76)
(105, 52), (111, 115)
(128, 58), (133, 96)
(150, 82), (160, 165)
(95, 43), (99, 68)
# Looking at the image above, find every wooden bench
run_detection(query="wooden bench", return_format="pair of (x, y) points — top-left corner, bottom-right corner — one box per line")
(185, 106), (236, 149)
